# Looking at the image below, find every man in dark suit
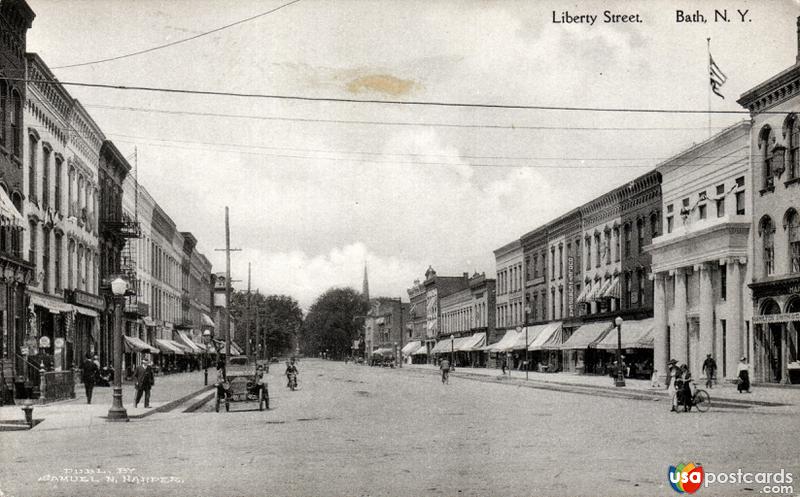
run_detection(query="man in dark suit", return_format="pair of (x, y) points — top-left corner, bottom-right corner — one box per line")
(80, 352), (99, 404)
(133, 357), (155, 408)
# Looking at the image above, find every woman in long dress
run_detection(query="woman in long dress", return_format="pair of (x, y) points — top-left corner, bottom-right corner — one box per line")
(666, 359), (679, 411)
(737, 356), (751, 393)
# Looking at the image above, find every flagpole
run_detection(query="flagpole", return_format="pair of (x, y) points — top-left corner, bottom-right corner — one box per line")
(707, 37), (712, 139)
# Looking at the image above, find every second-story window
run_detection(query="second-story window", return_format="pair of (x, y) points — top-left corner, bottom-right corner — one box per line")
(760, 216), (775, 277)
(637, 219), (644, 254)
(624, 224), (631, 257)
(10, 90), (21, 156)
(604, 231), (611, 265)
(736, 176), (746, 215)
(551, 247), (555, 279)
(55, 157), (63, 213)
(594, 233), (600, 267)
(789, 114), (800, 180)
(54, 234), (62, 293)
(614, 228), (620, 261)
(559, 245), (563, 278)
(761, 126), (775, 190)
(585, 237), (591, 270)
(787, 209), (800, 274)
(28, 134), (37, 203)
(42, 229), (50, 293)
(42, 146), (50, 211)
(716, 184), (725, 217)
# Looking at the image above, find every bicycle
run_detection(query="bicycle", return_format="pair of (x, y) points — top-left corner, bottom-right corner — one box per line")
(672, 381), (711, 413)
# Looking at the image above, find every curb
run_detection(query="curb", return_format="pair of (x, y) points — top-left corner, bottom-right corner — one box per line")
(130, 385), (214, 419)
(406, 367), (788, 407)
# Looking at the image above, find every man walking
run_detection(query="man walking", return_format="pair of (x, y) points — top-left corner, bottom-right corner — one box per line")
(702, 354), (718, 389)
(80, 352), (99, 404)
(134, 357), (155, 408)
(439, 357), (451, 384)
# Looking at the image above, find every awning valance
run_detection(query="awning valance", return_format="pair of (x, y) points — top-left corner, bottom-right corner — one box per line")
(402, 341), (422, 355)
(0, 187), (23, 228)
(591, 278), (614, 301)
(143, 316), (156, 327)
(559, 322), (613, 350)
(230, 342), (243, 355)
(155, 338), (184, 355)
(510, 327), (544, 349)
(486, 330), (521, 352)
(201, 313), (215, 328)
(529, 322), (563, 350)
(124, 336), (159, 354)
(593, 318), (654, 350)
(601, 276), (620, 300)
(456, 332), (486, 352)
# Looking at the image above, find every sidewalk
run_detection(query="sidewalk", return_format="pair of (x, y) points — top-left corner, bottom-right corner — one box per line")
(0, 370), (212, 431)
(406, 364), (800, 406)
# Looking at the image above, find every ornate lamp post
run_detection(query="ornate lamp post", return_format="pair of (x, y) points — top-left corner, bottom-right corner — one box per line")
(450, 334), (454, 367)
(202, 329), (212, 385)
(614, 316), (626, 387)
(107, 277), (129, 422)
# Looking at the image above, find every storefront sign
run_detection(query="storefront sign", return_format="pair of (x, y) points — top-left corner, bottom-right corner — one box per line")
(39, 336), (51, 348)
(71, 290), (106, 311)
(567, 256), (575, 318)
(753, 312), (800, 324)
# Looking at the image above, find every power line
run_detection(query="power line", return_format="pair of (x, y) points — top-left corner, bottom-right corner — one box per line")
(83, 102), (730, 132)
(7, 77), (764, 115)
(50, 0), (303, 69)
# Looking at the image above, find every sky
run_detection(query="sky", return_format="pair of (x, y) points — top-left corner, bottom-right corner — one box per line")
(24, 0), (800, 308)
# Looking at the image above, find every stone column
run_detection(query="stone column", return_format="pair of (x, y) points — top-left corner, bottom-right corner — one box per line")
(673, 268), (688, 365)
(653, 272), (669, 383)
(698, 263), (714, 377)
(726, 259), (742, 380)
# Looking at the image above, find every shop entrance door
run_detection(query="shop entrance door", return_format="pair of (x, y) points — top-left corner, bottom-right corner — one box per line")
(768, 323), (783, 383)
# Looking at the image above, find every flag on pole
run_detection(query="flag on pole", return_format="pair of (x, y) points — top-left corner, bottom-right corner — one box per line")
(709, 54), (727, 99)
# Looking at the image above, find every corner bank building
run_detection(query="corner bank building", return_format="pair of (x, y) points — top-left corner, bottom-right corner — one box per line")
(738, 20), (800, 384)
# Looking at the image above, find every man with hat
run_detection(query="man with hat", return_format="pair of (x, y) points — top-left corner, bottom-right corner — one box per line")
(665, 359), (680, 412)
(134, 356), (155, 408)
(702, 354), (718, 389)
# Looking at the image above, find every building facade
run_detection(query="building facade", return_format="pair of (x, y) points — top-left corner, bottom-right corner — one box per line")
(647, 122), (752, 381)
(547, 209), (582, 324)
(521, 226), (548, 325)
(738, 26), (800, 384)
(364, 297), (408, 361)
(494, 240), (523, 333)
(0, 0), (35, 394)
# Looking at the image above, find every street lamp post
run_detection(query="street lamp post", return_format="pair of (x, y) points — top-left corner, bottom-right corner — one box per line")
(107, 277), (129, 422)
(202, 329), (212, 386)
(450, 334), (454, 367)
(524, 305), (531, 380)
(614, 316), (626, 387)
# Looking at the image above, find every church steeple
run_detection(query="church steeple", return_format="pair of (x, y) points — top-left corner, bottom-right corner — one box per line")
(362, 262), (369, 302)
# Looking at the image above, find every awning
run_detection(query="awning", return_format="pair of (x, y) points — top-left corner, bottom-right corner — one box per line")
(73, 304), (99, 318)
(575, 283), (591, 304)
(510, 327), (545, 350)
(124, 336), (159, 354)
(456, 332), (486, 352)
(176, 331), (203, 354)
(411, 345), (428, 355)
(0, 187), (23, 228)
(28, 292), (75, 314)
(431, 338), (456, 354)
(201, 313), (215, 328)
(529, 322), (563, 350)
(401, 341), (422, 355)
(155, 338), (184, 355)
(559, 322), (614, 350)
(591, 278), (614, 301)
(601, 276), (620, 300)
(230, 341), (243, 355)
(486, 329), (521, 352)
(593, 318), (654, 350)
(143, 317), (156, 327)
(372, 347), (394, 356)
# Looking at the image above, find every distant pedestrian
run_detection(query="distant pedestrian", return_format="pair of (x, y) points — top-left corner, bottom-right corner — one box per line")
(133, 357), (155, 408)
(440, 358), (451, 384)
(737, 356), (751, 393)
(501, 358), (507, 375)
(80, 352), (99, 404)
(702, 354), (718, 388)
(665, 359), (680, 412)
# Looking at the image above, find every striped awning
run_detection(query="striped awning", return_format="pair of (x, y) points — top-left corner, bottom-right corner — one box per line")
(124, 336), (159, 354)
(0, 187), (23, 228)
(155, 338), (184, 355)
(402, 341), (422, 355)
(601, 276), (620, 300)
(176, 331), (203, 353)
(592, 277), (614, 301)
(456, 332), (486, 352)
(575, 283), (591, 304)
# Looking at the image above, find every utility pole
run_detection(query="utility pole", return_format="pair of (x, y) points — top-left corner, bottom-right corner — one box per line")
(246, 262), (251, 360)
(213, 207), (241, 368)
(254, 291), (261, 359)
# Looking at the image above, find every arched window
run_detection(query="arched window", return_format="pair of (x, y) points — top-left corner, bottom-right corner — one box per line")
(785, 208), (800, 273)
(636, 219), (645, 254)
(67, 239), (75, 289)
(41, 145), (50, 210)
(54, 156), (63, 213)
(28, 132), (37, 202)
(67, 166), (75, 215)
(760, 126), (775, 189)
(787, 115), (800, 180)
(760, 216), (776, 276)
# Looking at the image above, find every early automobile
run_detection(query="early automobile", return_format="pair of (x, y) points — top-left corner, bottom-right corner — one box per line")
(215, 356), (269, 412)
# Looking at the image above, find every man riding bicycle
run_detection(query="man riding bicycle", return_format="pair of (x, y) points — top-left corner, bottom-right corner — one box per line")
(285, 359), (298, 388)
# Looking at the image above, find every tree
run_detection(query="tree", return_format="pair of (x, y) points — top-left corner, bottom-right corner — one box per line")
(301, 287), (368, 359)
(229, 291), (303, 357)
